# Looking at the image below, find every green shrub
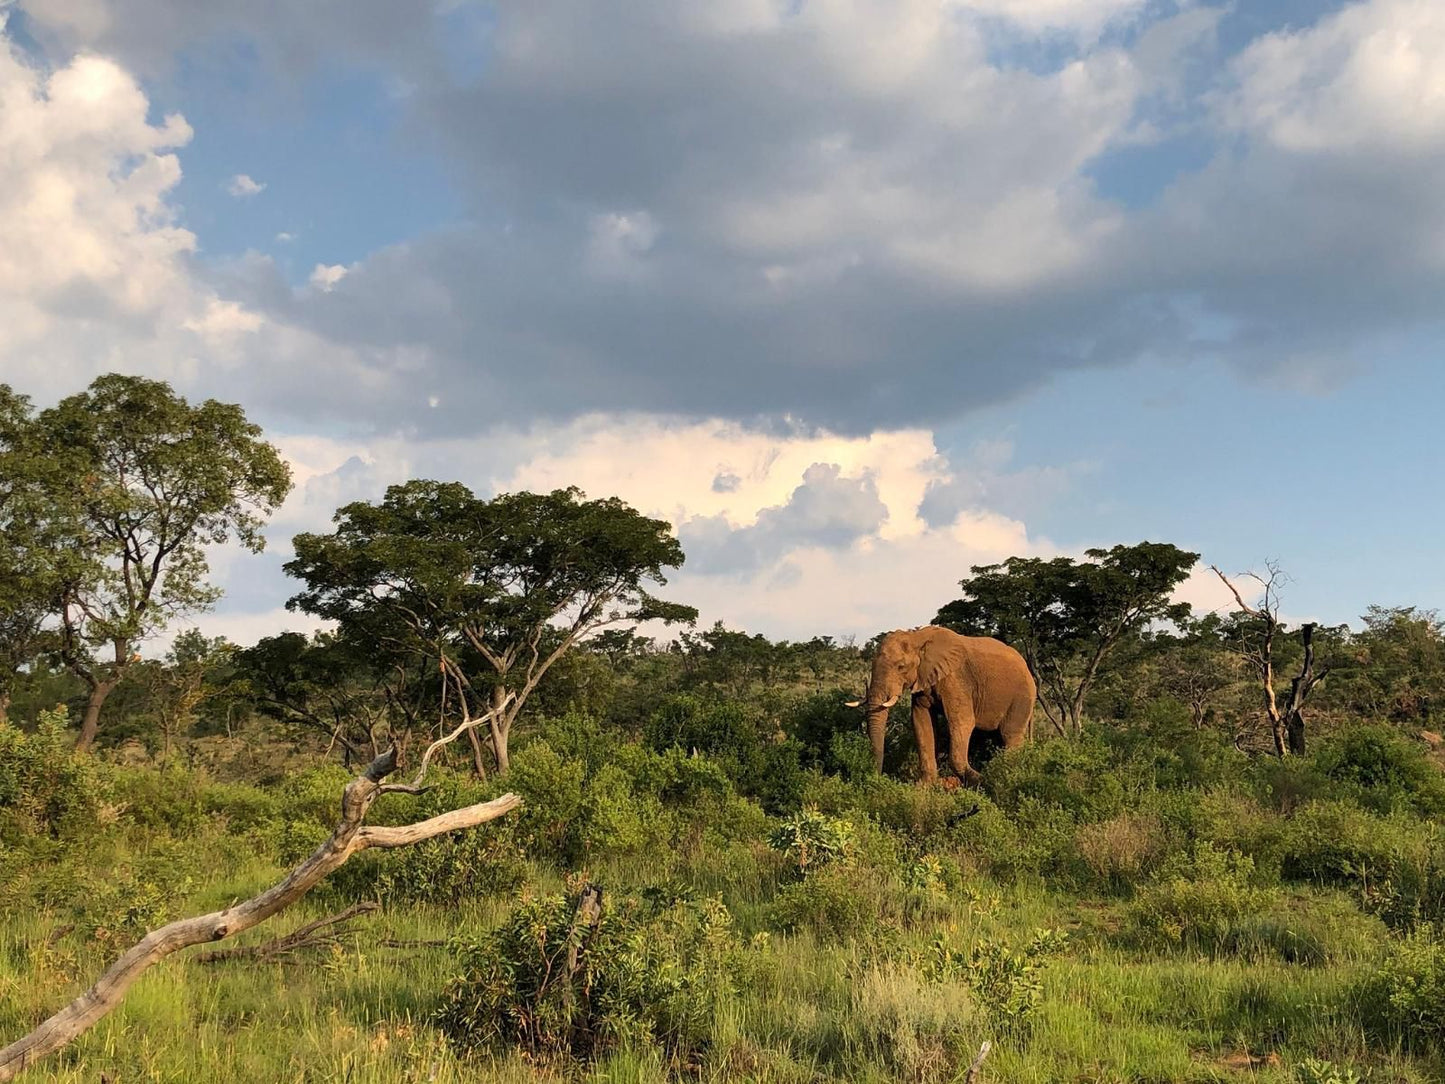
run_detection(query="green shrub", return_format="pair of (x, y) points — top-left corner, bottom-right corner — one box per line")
(919, 927), (1068, 1038)
(199, 781), (281, 833)
(766, 866), (876, 940)
(108, 766), (208, 833)
(438, 887), (741, 1063)
(1361, 925), (1445, 1052)
(1128, 844), (1277, 952)
(1311, 724), (1445, 818)
(983, 733), (1135, 823)
(644, 695), (804, 813)
(1295, 1058), (1367, 1084)
(0, 707), (106, 840)
(1279, 801), (1410, 885)
(862, 779), (966, 840)
(369, 822), (529, 905)
(768, 808), (855, 877)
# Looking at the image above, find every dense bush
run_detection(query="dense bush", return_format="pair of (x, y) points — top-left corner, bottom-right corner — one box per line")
(1311, 724), (1445, 817)
(1127, 843), (1277, 952)
(644, 695), (805, 813)
(1361, 925), (1445, 1052)
(438, 886), (742, 1062)
(0, 708), (106, 840)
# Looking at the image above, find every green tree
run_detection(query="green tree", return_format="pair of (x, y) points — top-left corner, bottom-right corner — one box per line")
(285, 482), (696, 774)
(1342, 606), (1445, 725)
(134, 629), (236, 760)
(0, 386), (55, 725)
(232, 630), (432, 765)
(936, 541), (1199, 735)
(34, 375), (292, 750)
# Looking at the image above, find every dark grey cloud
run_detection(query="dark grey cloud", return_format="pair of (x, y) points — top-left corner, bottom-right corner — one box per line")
(681, 463), (887, 574)
(17, 0), (1445, 441)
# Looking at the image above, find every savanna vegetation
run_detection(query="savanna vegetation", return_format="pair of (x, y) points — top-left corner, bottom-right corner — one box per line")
(2, 375), (1444, 1083)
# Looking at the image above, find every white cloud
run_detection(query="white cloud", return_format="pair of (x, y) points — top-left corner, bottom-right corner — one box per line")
(308, 263), (349, 291)
(1223, 0), (1445, 155)
(275, 231), (295, 242)
(227, 172), (265, 197)
(219, 416), (1060, 644)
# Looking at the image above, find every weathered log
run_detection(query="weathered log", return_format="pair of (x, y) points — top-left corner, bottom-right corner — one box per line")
(0, 737), (520, 1082)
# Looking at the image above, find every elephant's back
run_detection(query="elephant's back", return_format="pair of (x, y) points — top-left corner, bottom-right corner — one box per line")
(945, 631), (1035, 707)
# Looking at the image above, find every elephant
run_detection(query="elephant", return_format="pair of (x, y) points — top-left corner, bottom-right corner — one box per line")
(848, 626), (1035, 786)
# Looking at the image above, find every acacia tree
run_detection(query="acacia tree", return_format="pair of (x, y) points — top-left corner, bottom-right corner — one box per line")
(34, 375), (292, 749)
(286, 481), (697, 774)
(935, 542), (1199, 735)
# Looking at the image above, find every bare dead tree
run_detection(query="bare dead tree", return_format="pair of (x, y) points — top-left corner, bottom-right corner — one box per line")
(0, 695), (519, 1083)
(1212, 564), (1329, 756)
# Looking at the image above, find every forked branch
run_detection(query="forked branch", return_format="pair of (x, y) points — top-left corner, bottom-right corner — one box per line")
(0, 739), (521, 1082)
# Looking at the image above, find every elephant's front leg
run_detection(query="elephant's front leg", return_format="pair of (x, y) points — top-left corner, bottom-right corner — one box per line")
(936, 677), (981, 786)
(911, 691), (940, 784)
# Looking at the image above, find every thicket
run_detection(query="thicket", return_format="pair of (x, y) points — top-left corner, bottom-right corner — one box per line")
(4, 686), (1444, 1080)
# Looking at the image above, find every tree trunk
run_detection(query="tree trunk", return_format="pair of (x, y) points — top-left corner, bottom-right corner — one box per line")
(465, 724), (488, 780)
(493, 722), (510, 776)
(1280, 623), (1320, 757)
(0, 691), (9, 727)
(490, 687), (511, 775)
(74, 679), (118, 752)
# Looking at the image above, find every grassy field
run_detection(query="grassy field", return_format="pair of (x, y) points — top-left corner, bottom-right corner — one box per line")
(2, 711), (1444, 1083)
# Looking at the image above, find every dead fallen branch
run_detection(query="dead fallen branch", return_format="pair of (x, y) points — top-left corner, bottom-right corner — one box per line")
(964, 1040), (992, 1084)
(0, 700), (520, 1083)
(195, 901), (380, 964)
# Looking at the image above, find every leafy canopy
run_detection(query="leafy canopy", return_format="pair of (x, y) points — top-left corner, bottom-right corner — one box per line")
(285, 481), (696, 769)
(40, 373), (293, 656)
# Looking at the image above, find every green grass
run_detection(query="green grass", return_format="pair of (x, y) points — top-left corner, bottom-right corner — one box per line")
(4, 858), (1430, 1084)
(4, 724), (1445, 1084)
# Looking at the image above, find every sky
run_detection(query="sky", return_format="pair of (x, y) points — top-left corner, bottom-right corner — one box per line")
(1, 0), (1442, 647)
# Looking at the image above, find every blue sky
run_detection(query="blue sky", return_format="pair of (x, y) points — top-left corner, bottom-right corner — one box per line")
(2, 0), (1441, 643)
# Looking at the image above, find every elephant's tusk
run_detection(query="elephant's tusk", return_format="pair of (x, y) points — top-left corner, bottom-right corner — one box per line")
(878, 693), (900, 709)
(843, 699), (862, 708)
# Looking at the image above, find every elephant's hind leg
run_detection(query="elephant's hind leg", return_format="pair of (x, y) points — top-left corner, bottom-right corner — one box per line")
(1000, 689), (1033, 750)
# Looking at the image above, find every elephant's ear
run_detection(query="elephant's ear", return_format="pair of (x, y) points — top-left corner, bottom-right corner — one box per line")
(915, 628), (969, 689)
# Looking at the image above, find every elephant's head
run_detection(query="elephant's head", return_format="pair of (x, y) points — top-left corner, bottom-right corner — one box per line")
(847, 628), (931, 772)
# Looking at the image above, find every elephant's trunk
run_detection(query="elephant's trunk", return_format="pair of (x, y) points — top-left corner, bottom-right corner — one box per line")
(863, 662), (905, 773)
(866, 704), (888, 772)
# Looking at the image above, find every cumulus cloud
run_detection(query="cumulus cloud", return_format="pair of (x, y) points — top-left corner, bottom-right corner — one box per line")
(226, 172), (265, 197)
(308, 263), (348, 291)
(1221, 0), (1445, 155)
(680, 463), (890, 574)
(5, 1), (1440, 639)
(194, 417), (1057, 643)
